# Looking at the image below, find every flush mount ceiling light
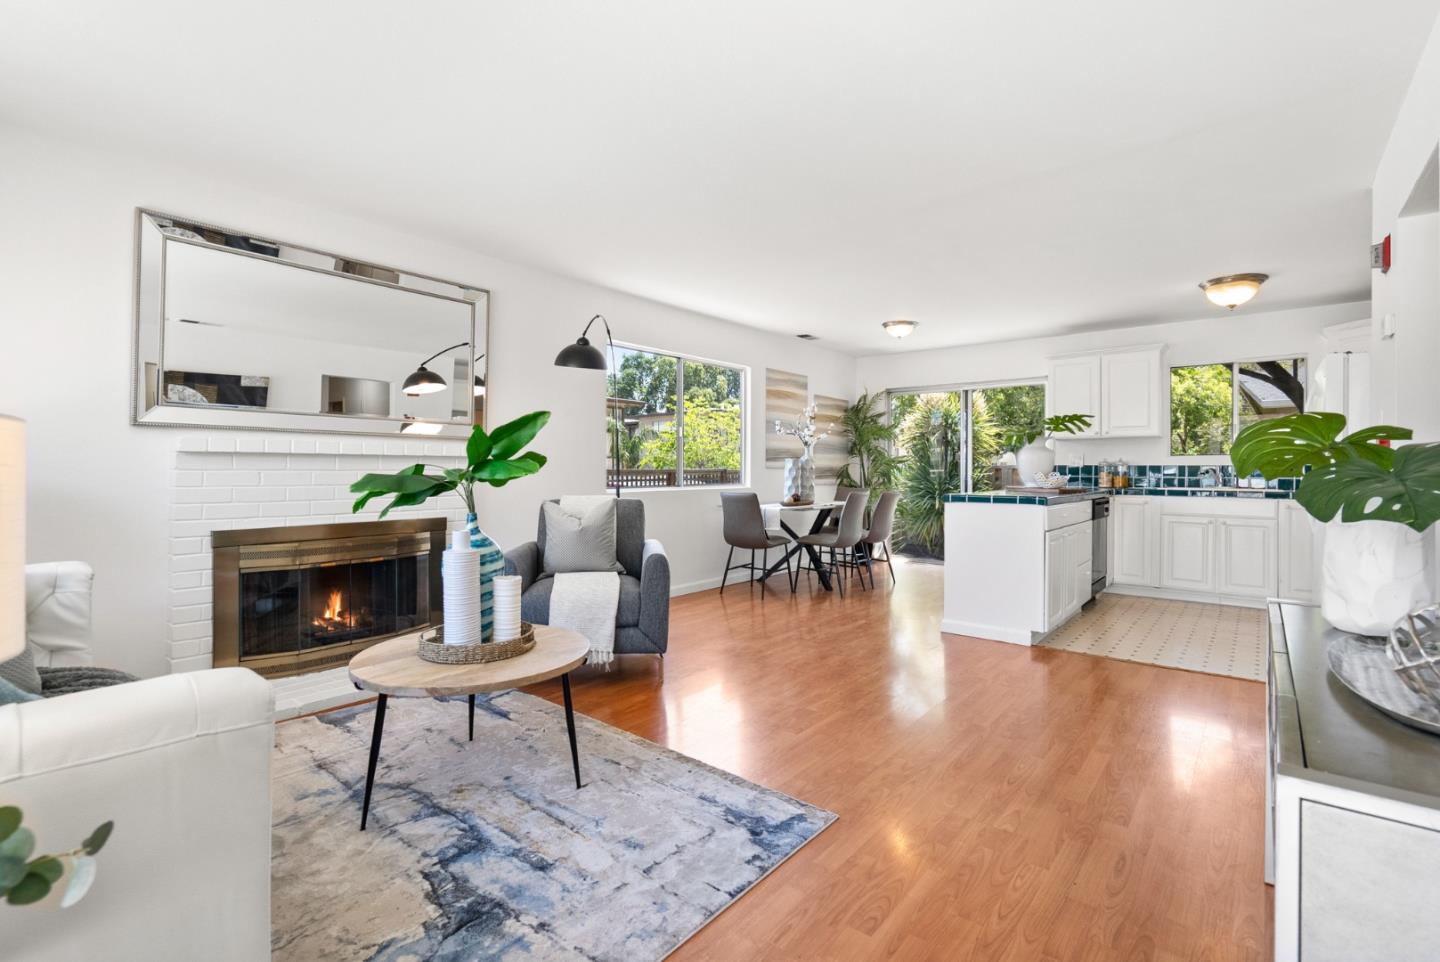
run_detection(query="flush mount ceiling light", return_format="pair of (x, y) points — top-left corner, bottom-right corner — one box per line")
(882, 319), (918, 339)
(1199, 273), (1268, 310)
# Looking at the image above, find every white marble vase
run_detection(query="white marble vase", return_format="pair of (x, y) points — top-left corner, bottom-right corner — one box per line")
(1014, 438), (1055, 485)
(1321, 519), (1434, 636)
(784, 454), (815, 503)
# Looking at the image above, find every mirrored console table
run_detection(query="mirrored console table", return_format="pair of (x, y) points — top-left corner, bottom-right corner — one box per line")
(1267, 602), (1440, 961)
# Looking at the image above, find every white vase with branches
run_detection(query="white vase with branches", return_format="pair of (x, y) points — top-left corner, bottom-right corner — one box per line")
(774, 403), (831, 503)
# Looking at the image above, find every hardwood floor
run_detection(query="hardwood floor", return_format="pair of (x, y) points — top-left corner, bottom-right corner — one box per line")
(524, 560), (1272, 961)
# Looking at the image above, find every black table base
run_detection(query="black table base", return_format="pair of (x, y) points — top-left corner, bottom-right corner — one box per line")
(358, 674), (583, 830)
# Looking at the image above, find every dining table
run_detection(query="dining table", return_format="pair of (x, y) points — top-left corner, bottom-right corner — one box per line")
(759, 500), (844, 591)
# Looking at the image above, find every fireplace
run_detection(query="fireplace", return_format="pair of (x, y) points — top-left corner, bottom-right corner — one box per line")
(212, 519), (446, 679)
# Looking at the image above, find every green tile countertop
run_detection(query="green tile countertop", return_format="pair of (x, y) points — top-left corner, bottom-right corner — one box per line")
(942, 488), (1294, 505)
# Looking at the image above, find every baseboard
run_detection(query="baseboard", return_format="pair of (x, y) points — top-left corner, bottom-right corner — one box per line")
(1104, 583), (1268, 609)
(939, 618), (1036, 646)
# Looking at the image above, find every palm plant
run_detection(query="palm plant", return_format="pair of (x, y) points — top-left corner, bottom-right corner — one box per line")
(835, 390), (903, 493)
(894, 394), (963, 557)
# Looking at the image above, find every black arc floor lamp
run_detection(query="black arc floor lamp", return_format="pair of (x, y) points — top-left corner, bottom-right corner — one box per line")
(555, 314), (622, 497)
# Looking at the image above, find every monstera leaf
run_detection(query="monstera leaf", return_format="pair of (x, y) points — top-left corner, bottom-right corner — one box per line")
(1296, 443), (1440, 533)
(1232, 413), (1440, 533)
(1230, 412), (1411, 479)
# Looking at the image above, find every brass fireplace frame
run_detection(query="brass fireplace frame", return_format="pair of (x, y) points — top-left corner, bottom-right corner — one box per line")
(212, 518), (446, 679)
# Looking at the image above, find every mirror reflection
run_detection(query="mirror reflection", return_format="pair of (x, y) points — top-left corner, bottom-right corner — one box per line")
(134, 211), (487, 437)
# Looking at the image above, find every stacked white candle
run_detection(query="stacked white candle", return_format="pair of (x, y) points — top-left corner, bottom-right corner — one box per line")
(441, 529), (481, 645)
(492, 575), (522, 642)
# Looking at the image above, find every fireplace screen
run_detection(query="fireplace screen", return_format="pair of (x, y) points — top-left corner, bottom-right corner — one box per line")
(213, 520), (445, 678)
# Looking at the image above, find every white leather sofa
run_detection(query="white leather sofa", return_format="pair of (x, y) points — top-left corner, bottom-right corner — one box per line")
(1, 563), (274, 962)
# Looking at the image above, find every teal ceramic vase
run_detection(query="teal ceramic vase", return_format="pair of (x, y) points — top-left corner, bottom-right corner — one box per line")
(466, 513), (506, 641)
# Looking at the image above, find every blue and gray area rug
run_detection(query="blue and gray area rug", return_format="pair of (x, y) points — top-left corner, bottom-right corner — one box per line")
(271, 691), (835, 961)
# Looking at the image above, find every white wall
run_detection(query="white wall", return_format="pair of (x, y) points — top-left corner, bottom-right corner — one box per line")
(0, 123), (855, 678)
(853, 302), (1367, 466)
(1373, 13), (1440, 443)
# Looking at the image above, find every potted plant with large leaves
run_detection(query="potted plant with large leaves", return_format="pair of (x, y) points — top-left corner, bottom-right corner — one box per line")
(350, 411), (550, 641)
(1003, 413), (1093, 484)
(1231, 412), (1440, 635)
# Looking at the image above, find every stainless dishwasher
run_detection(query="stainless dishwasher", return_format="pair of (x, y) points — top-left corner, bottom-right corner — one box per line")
(1087, 497), (1109, 605)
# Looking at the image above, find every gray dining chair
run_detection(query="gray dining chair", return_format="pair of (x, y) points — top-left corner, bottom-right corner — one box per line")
(860, 490), (900, 587)
(820, 484), (858, 534)
(797, 489), (869, 597)
(719, 492), (794, 595)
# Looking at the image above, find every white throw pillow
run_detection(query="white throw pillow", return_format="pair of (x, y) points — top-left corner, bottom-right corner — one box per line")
(542, 499), (625, 575)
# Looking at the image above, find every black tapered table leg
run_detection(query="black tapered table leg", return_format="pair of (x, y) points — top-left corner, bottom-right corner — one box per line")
(561, 673), (582, 789)
(360, 693), (388, 831)
(468, 694), (475, 742)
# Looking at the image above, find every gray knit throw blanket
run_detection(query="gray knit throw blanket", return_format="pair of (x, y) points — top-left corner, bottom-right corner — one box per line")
(39, 666), (138, 697)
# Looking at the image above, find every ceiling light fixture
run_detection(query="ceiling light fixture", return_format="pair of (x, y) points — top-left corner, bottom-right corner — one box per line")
(1199, 273), (1268, 310)
(882, 319), (918, 339)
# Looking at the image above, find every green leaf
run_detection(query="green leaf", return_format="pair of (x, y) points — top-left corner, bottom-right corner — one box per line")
(60, 855), (96, 908)
(5, 871), (50, 905)
(1231, 412), (1351, 479)
(377, 488), (442, 519)
(348, 472), (439, 495)
(0, 827), (34, 865)
(487, 411), (551, 461)
(82, 821), (113, 856)
(1045, 413), (1093, 435)
(0, 855), (26, 891)
(465, 425), (493, 466)
(0, 806), (19, 844)
(26, 856), (63, 884)
(1345, 425), (1413, 445)
(513, 451), (547, 470)
(472, 459), (541, 483)
(351, 490), (384, 514)
(1296, 442), (1440, 533)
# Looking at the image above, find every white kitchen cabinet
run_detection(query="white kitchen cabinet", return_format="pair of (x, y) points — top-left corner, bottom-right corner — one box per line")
(1216, 517), (1279, 598)
(1278, 501), (1317, 603)
(1046, 345), (1162, 438)
(1045, 520), (1092, 630)
(1046, 354), (1101, 435)
(1160, 516), (1216, 593)
(1099, 347), (1162, 437)
(1111, 496), (1156, 587)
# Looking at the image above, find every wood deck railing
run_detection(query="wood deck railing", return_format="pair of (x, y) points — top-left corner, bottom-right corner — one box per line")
(607, 468), (741, 489)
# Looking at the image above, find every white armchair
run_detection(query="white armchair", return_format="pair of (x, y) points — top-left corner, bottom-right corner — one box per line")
(1, 563), (274, 962)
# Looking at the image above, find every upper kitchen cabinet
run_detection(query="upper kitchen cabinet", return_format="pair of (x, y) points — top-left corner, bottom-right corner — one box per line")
(1100, 347), (1162, 436)
(1047, 345), (1163, 438)
(1046, 354), (1101, 436)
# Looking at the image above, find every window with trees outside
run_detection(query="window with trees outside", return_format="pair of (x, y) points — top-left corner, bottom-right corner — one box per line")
(1169, 357), (1306, 456)
(606, 345), (744, 489)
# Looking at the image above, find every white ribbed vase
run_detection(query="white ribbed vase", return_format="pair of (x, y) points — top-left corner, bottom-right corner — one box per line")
(1321, 519), (1434, 636)
(1014, 438), (1055, 484)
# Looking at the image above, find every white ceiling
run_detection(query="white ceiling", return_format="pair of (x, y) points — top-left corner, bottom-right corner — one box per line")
(3, 2), (1436, 355)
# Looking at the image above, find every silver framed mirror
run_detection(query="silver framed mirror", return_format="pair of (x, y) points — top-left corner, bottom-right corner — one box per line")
(132, 209), (488, 438)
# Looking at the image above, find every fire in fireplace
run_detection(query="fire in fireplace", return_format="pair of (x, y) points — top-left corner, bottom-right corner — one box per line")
(213, 519), (446, 679)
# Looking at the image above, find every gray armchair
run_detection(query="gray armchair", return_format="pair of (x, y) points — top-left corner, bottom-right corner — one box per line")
(503, 499), (670, 656)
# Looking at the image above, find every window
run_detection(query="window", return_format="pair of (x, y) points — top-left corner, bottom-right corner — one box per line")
(606, 345), (744, 489)
(1169, 357), (1306, 455)
(885, 381), (1045, 559)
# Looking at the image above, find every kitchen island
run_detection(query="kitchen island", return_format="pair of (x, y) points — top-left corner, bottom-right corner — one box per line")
(941, 485), (1310, 646)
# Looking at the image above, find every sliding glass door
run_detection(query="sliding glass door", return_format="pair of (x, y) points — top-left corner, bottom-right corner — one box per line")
(887, 382), (1045, 559)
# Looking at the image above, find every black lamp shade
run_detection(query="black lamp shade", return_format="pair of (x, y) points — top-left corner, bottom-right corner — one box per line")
(554, 336), (607, 370)
(402, 365), (448, 396)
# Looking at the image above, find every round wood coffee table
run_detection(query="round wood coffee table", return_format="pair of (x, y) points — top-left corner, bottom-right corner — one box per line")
(348, 625), (590, 830)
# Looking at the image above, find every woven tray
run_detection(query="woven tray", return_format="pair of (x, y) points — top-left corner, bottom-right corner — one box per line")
(417, 622), (535, 664)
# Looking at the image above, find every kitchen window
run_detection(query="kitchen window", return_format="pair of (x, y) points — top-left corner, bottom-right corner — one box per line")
(606, 345), (745, 489)
(1169, 357), (1306, 456)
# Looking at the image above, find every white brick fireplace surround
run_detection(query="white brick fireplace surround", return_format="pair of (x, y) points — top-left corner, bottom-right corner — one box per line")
(169, 433), (467, 716)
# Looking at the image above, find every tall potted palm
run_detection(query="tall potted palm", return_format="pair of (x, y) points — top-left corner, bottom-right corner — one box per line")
(1231, 412), (1440, 635)
(835, 390), (902, 497)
